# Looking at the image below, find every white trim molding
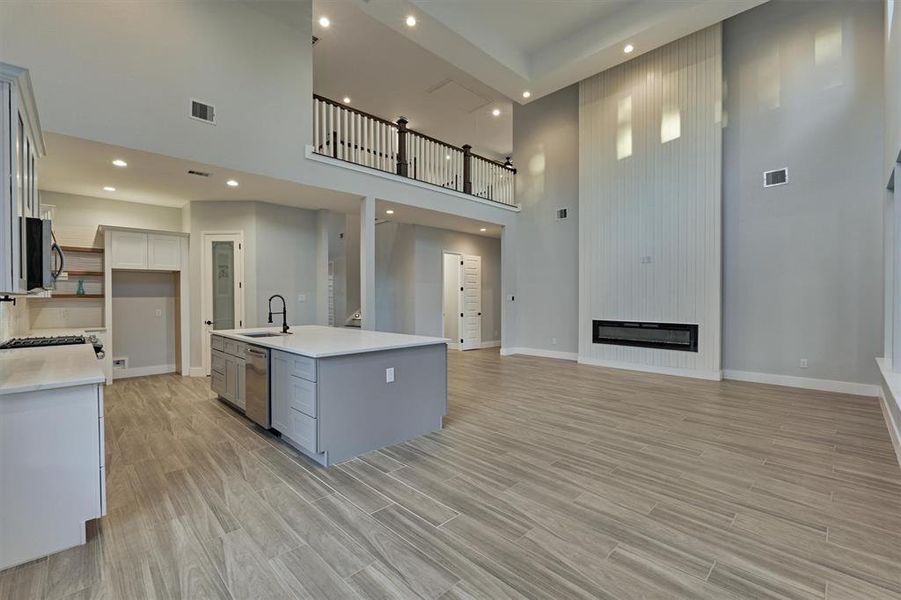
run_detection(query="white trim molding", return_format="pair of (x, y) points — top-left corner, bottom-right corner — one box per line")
(581, 356), (723, 381)
(724, 369), (879, 397)
(876, 358), (901, 469)
(501, 347), (578, 361)
(113, 364), (176, 379)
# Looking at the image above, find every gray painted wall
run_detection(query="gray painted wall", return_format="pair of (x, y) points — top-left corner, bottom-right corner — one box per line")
(886, 0), (900, 180)
(723, 0), (884, 384)
(186, 200), (320, 368)
(510, 84), (580, 354)
(0, 0), (313, 182)
(374, 223), (502, 342)
(111, 271), (177, 371)
(41, 191), (182, 247)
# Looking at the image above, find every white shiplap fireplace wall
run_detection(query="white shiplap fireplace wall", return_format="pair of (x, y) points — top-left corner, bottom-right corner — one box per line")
(578, 24), (723, 379)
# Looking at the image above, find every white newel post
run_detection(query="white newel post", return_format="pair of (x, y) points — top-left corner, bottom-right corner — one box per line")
(360, 195), (376, 331)
(893, 164), (901, 371)
(316, 209), (330, 326)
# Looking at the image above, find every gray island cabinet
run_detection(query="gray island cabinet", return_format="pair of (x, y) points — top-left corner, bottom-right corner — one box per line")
(212, 326), (448, 466)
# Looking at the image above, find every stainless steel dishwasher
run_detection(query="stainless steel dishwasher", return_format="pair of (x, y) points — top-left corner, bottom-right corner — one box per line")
(244, 345), (270, 428)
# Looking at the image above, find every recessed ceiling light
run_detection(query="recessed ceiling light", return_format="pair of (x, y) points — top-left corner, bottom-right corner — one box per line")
(319, 16), (330, 28)
(386, 209), (395, 215)
(103, 186), (116, 192)
(405, 15), (417, 27)
(624, 44), (635, 54)
(522, 91), (531, 99)
(226, 179), (239, 187)
(445, 154), (451, 160)
(492, 108), (501, 117)
(343, 96), (351, 104)
(480, 227), (487, 232)
(112, 159), (127, 167)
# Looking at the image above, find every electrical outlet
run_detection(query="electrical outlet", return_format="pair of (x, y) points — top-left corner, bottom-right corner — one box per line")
(385, 367), (395, 383)
(297, 294), (306, 303)
(800, 358), (808, 368)
(552, 337), (557, 345)
(640, 256), (653, 264)
(154, 309), (162, 317)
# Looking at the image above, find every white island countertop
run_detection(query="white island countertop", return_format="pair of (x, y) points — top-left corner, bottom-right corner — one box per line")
(0, 343), (105, 396)
(214, 325), (448, 358)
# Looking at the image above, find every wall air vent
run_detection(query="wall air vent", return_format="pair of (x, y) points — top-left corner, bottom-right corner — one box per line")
(593, 320), (698, 352)
(763, 168), (788, 188)
(187, 170), (210, 177)
(190, 99), (216, 124)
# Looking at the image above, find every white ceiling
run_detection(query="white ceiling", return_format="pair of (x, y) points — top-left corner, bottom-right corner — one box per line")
(39, 133), (361, 212)
(354, 0), (768, 102)
(376, 199), (502, 238)
(312, 0), (513, 159)
(38, 133), (501, 238)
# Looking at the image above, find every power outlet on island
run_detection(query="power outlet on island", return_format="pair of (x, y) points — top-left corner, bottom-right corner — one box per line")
(386, 367), (395, 383)
(799, 358), (808, 369)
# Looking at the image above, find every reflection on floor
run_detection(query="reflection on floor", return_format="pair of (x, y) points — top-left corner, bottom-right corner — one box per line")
(2, 348), (901, 599)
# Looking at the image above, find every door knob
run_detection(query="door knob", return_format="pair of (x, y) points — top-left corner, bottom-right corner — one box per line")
(204, 320), (214, 325)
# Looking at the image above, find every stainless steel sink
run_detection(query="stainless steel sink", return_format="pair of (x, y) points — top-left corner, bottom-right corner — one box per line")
(241, 332), (289, 338)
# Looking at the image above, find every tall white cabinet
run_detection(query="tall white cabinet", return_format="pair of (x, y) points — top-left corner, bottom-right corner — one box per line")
(101, 226), (190, 381)
(0, 63), (46, 295)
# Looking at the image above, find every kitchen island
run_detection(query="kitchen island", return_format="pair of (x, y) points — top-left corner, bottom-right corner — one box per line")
(211, 326), (447, 466)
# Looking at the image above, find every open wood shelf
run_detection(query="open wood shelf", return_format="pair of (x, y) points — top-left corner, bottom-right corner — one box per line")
(63, 271), (104, 277)
(32, 294), (104, 299)
(60, 246), (104, 254)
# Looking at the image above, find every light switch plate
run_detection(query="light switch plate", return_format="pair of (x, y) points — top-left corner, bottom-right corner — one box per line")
(386, 367), (395, 383)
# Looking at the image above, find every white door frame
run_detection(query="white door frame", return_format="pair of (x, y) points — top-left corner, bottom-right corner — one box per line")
(201, 231), (245, 376)
(442, 251), (463, 349)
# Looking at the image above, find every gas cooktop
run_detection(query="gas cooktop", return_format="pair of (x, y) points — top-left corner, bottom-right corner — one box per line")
(0, 335), (86, 349)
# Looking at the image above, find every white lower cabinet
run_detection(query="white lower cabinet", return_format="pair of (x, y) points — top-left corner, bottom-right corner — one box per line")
(0, 383), (105, 570)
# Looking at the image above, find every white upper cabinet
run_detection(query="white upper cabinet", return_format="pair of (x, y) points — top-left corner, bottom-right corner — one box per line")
(1, 63), (46, 295)
(109, 231), (148, 269)
(108, 230), (183, 271)
(147, 234), (181, 270)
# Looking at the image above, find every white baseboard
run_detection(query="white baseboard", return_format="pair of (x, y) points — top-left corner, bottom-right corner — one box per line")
(580, 357), (723, 381)
(723, 369), (879, 397)
(114, 363), (176, 379)
(500, 346), (578, 361)
(189, 367), (207, 377)
(448, 340), (500, 351)
(875, 358), (901, 469)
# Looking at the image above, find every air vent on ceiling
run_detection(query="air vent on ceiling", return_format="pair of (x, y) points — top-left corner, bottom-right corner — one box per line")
(763, 168), (788, 188)
(188, 169), (210, 178)
(190, 99), (216, 124)
(556, 208), (568, 220)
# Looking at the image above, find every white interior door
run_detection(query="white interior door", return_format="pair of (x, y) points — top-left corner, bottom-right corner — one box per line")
(460, 254), (481, 351)
(201, 232), (244, 375)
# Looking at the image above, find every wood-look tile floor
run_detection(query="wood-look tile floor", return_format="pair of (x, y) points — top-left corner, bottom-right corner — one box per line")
(3, 349), (901, 599)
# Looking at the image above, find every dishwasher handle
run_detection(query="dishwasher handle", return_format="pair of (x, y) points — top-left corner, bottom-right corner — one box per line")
(246, 347), (268, 358)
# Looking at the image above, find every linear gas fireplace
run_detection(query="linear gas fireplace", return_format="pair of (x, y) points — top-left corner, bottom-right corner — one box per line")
(592, 320), (698, 352)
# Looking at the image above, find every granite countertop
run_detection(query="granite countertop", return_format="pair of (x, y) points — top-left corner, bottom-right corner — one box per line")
(0, 343), (105, 396)
(213, 325), (448, 358)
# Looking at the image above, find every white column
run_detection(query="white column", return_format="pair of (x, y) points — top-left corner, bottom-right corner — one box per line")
(316, 209), (330, 326)
(360, 195), (376, 330)
(893, 164), (901, 370)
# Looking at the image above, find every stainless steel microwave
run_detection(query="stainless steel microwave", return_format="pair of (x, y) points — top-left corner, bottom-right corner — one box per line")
(24, 217), (63, 291)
